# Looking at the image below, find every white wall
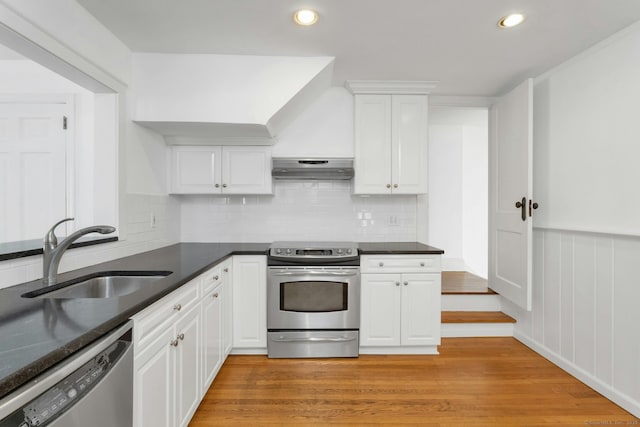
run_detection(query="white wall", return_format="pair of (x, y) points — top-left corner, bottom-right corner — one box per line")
(428, 107), (488, 277)
(503, 22), (640, 418)
(181, 86), (420, 243)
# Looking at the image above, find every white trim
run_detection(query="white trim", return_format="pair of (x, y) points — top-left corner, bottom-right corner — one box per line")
(163, 135), (276, 146)
(429, 95), (498, 108)
(442, 323), (513, 338)
(345, 80), (438, 94)
(441, 294), (502, 311)
(229, 348), (267, 355)
(533, 225), (640, 240)
(515, 331), (640, 418)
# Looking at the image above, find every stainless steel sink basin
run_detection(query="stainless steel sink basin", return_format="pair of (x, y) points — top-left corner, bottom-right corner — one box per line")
(23, 271), (172, 299)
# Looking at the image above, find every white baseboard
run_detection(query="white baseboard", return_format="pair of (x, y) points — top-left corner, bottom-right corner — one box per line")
(514, 331), (640, 418)
(230, 347), (267, 355)
(442, 323), (513, 338)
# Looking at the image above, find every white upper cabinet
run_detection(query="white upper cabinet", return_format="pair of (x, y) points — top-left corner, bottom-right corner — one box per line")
(347, 80), (435, 195)
(169, 145), (272, 194)
(354, 94), (428, 195)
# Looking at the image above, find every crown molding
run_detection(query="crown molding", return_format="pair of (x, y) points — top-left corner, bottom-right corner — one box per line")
(345, 80), (439, 95)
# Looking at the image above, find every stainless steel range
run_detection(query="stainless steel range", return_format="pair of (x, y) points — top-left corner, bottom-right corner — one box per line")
(267, 242), (360, 358)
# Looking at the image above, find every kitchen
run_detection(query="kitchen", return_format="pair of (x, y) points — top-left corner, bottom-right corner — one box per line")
(1, 0), (640, 425)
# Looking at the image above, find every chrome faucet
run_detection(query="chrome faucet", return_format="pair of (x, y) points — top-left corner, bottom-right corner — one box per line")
(43, 218), (116, 286)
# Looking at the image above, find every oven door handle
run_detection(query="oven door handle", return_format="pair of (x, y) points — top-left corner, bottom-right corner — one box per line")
(270, 271), (358, 277)
(270, 336), (358, 343)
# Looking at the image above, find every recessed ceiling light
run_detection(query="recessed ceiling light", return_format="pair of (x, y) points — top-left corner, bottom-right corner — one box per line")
(293, 9), (318, 26)
(498, 13), (525, 28)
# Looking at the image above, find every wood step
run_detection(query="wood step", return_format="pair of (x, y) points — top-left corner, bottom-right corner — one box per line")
(441, 311), (516, 324)
(441, 271), (494, 294)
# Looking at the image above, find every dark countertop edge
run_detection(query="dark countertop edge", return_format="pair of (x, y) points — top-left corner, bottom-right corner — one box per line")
(0, 244), (268, 399)
(0, 236), (119, 261)
(358, 242), (445, 255)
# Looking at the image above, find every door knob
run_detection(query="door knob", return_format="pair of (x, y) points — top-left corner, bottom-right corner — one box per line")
(515, 197), (526, 221)
(386, 184), (391, 189)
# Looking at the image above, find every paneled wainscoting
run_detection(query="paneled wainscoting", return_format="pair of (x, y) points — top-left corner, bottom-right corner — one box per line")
(502, 227), (640, 418)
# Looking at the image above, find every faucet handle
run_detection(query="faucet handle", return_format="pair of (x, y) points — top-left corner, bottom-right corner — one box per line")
(44, 218), (74, 247)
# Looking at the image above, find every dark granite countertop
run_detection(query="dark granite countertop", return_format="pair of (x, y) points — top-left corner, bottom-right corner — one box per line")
(358, 242), (444, 254)
(0, 242), (268, 399)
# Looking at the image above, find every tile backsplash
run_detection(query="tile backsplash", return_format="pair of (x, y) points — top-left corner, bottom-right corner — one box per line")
(180, 181), (418, 242)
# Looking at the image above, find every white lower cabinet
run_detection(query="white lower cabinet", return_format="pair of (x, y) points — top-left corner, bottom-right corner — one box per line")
(360, 255), (441, 354)
(232, 255), (267, 352)
(133, 288), (201, 427)
(133, 257), (235, 427)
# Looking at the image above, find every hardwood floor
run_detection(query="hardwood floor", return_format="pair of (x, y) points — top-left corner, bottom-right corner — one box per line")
(189, 338), (638, 426)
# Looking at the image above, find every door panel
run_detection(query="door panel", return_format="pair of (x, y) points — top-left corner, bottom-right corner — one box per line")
(175, 306), (201, 427)
(489, 79), (533, 310)
(222, 146), (272, 194)
(354, 95), (392, 194)
(170, 146), (221, 194)
(401, 274), (441, 346)
(360, 274), (401, 346)
(392, 95), (428, 194)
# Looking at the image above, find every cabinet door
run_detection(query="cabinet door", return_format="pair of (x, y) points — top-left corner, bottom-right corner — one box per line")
(232, 256), (267, 349)
(360, 274), (402, 346)
(174, 305), (201, 427)
(133, 328), (174, 427)
(391, 95), (428, 194)
(400, 273), (441, 346)
(221, 146), (272, 194)
(354, 95), (392, 194)
(221, 259), (233, 356)
(170, 146), (222, 194)
(201, 287), (222, 392)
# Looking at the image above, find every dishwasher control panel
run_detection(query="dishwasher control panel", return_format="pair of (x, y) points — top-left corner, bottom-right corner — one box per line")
(0, 339), (129, 427)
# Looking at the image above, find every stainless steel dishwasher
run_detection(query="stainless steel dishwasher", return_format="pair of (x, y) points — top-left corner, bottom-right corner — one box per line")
(0, 320), (133, 427)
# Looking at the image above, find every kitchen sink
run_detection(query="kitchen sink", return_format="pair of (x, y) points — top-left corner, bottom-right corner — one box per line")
(22, 271), (172, 299)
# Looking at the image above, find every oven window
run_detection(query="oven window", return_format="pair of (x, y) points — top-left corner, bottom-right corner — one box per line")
(280, 281), (348, 312)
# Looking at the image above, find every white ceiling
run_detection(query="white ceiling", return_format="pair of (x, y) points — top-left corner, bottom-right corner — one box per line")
(76, 0), (640, 96)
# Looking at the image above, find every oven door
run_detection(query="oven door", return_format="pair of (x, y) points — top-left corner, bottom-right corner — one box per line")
(267, 267), (360, 330)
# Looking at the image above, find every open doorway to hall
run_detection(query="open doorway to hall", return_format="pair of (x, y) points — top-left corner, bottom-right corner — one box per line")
(428, 107), (489, 293)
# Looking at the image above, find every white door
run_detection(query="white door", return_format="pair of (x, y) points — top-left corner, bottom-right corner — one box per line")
(232, 256), (267, 349)
(400, 274), (440, 346)
(201, 287), (222, 391)
(0, 102), (68, 242)
(391, 95), (428, 194)
(489, 79), (533, 310)
(354, 95), (392, 194)
(175, 305), (201, 427)
(221, 146), (272, 194)
(360, 274), (401, 347)
(170, 146), (222, 194)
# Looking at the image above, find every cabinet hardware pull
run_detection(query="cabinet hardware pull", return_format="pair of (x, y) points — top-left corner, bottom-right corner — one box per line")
(213, 292), (219, 298)
(173, 304), (182, 312)
(214, 184), (220, 188)
(378, 262), (384, 267)
(395, 282), (400, 286)
(213, 275), (219, 281)
(420, 262), (425, 267)
(223, 268), (229, 273)
(515, 197), (526, 221)
(404, 281), (408, 286)
(386, 184), (391, 188)
(170, 339), (179, 347)
(222, 183), (227, 188)
(178, 333), (185, 341)
(393, 184), (398, 188)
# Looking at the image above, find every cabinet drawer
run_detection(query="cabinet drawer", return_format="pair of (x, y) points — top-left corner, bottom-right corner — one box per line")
(132, 279), (200, 346)
(200, 264), (223, 295)
(360, 255), (441, 273)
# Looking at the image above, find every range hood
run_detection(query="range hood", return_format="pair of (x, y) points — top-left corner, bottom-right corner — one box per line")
(272, 158), (354, 180)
